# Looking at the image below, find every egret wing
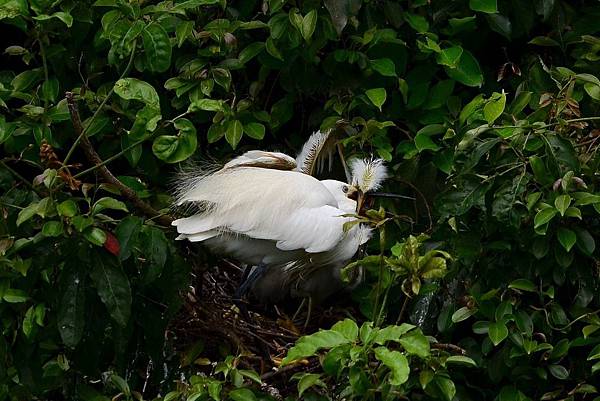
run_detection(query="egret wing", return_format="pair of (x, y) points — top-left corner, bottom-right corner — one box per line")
(173, 167), (352, 253)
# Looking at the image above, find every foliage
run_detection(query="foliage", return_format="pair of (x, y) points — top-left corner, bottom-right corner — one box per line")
(1, 0), (600, 400)
(282, 318), (473, 401)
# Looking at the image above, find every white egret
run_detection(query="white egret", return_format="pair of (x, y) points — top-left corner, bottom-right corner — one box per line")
(171, 131), (389, 312)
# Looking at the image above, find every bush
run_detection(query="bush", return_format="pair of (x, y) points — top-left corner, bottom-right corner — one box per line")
(1, 0), (600, 400)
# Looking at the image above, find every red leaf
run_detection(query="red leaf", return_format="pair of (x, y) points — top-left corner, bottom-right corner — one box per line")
(103, 231), (120, 256)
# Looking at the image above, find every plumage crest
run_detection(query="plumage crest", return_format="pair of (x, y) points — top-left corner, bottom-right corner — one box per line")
(295, 130), (337, 175)
(223, 150), (297, 170)
(350, 158), (388, 192)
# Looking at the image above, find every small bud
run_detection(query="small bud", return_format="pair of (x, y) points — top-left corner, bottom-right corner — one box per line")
(552, 179), (562, 192)
(573, 177), (587, 189)
(223, 32), (237, 47)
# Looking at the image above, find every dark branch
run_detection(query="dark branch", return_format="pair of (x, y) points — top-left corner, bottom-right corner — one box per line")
(65, 91), (173, 226)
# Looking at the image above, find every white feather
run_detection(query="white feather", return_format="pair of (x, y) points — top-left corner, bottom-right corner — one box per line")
(295, 130), (333, 175)
(171, 142), (385, 303)
(350, 158), (388, 192)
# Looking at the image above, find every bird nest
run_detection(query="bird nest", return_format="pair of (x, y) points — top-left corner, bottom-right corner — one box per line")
(169, 258), (355, 383)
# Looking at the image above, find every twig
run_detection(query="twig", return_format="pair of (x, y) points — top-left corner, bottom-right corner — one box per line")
(431, 343), (467, 355)
(0, 160), (41, 195)
(395, 295), (410, 325)
(62, 40), (137, 167)
(260, 363), (302, 380)
(393, 177), (433, 232)
(65, 92), (173, 226)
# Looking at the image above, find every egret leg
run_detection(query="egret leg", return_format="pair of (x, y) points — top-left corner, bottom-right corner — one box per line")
(234, 263), (267, 319)
(233, 265), (251, 319)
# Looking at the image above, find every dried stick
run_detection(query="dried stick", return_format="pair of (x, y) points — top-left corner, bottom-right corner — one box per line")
(65, 92), (173, 226)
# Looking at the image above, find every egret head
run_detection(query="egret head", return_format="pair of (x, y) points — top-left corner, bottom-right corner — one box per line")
(349, 158), (388, 213)
(320, 179), (357, 213)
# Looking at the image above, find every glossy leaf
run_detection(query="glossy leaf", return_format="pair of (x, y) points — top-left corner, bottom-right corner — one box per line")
(152, 118), (197, 163)
(142, 23), (172, 73)
(89, 253), (132, 327)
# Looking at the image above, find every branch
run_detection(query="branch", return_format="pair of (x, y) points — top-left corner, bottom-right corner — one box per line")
(65, 92), (173, 227)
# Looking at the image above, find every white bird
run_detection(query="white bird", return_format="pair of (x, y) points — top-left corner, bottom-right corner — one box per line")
(171, 131), (389, 308)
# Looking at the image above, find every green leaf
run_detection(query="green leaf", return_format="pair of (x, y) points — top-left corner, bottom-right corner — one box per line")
(141, 226), (168, 283)
(33, 11), (73, 27)
(398, 329), (430, 358)
(92, 197), (128, 215)
(42, 221), (63, 237)
(172, 0), (221, 11)
(373, 324), (415, 344)
(331, 318), (359, 341)
(58, 267), (86, 348)
(225, 119), (243, 149)
(365, 88), (387, 111)
(574, 227), (595, 255)
(3, 288), (28, 303)
(370, 58), (396, 77)
(114, 78), (161, 110)
(446, 356), (477, 367)
(444, 49), (483, 87)
(152, 118), (198, 163)
(175, 20), (194, 47)
(404, 12), (429, 32)
(584, 82), (600, 101)
(548, 364), (569, 380)
(557, 227), (576, 252)
(282, 329), (350, 365)
(41, 78), (59, 103)
(243, 122), (265, 140)
(228, 388), (256, 401)
(451, 306), (477, 323)
(84, 227), (107, 246)
(301, 9), (317, 41)
(374, 347), (409, 385)
(488, 321), (508, 346)
(115, 216), (142, 260)
(534, 208), (557, 229)
(238, 42), (264, 64)
(483, 92), (506, 124)
(142, 23), (172, 73)
(296, 373), (324, 397)
(265, 37), (283, 60)
(89, 253), (132, 327)
(436, 46), (463, 68)
(17, 202), (39, 226)
(415, 133), (440, 152)
(554, 194), (572, 216)
(469, 0), (497, 13)
(508, 279), (536, 292)
(189, 98), (224, 112)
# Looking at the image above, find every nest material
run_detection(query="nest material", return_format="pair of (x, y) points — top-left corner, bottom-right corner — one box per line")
(169, 257), (353, 381)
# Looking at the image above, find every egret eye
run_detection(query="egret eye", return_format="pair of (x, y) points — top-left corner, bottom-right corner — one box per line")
(342, 185), (349, 193)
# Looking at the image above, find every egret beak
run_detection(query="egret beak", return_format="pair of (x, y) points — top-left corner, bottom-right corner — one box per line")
(367, 192), (415, 201)
(356, 189), (366, 214)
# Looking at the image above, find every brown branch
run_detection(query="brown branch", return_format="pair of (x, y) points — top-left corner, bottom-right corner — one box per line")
(431, 343), (467, 355)
(65, 92), (173, 226)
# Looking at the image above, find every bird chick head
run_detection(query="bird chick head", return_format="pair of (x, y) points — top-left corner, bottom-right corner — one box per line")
(349, 158), (388, 214)
(349, 158), (388, 193)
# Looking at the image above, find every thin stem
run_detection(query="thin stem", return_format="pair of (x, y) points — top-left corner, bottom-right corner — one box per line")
(62, 40), (137, 167)
(38, 31), (50, 110)
(372, 226), (386, 327)
(493, 116), (600, 131)
(395, 295), (410, 325)
(1, 160), (36, 191)
(72, 138), (146, 179)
